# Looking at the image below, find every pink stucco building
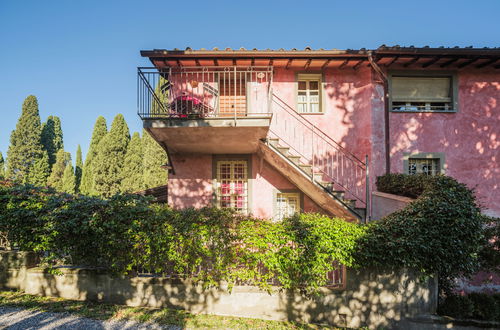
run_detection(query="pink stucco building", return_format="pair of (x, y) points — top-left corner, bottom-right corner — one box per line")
(138, 46), (500, 221)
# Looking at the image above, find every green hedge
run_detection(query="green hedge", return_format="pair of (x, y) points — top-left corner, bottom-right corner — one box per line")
(0, 181), (364, 294)
(0, 175), (491, 296)
(438, 293), (500, 321)
(376, 173), (432, 198)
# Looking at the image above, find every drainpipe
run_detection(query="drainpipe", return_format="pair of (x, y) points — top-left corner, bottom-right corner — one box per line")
(367, 51), (391, 174)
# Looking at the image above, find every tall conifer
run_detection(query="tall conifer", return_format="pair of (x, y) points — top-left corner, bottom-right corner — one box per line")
(142, 129), (168, 188)
(80, 116), (107, 195)
(61, 163), (76, 194)
(47, 149), (71, 191)
(121, 132), (144, 193)
(75, 145), (83, 192)
(27, 151), (50, 186)
(93, 114), (130, 197)
(0, 152), (5, 179)
(6, 95), (45, 183)
(41, 116), (64, 168)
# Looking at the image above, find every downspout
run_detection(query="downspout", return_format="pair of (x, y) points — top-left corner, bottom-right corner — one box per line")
(367, 51), (391, 174)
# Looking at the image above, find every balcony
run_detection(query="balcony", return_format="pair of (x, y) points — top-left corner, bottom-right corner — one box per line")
(138, 67), (273, 154)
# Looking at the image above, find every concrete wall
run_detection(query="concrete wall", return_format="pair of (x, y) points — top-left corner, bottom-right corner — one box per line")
(0, 251), (437, 329)
(371, 191), (414, 221)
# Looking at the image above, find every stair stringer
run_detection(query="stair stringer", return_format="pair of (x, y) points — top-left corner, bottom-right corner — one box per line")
(258, 141), (360, 223)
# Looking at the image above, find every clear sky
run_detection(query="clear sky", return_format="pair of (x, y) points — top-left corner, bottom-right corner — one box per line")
(1, 0), (499, 162)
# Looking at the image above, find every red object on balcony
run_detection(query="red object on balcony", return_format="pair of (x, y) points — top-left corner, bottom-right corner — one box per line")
(170, 95), (213, 118)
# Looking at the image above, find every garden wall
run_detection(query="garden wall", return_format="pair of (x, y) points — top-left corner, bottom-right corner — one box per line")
(0, 251), (437, 329)
(371, 191), (413, 220)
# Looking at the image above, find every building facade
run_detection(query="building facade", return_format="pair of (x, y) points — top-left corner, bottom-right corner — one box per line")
(138, 46), (500, 220)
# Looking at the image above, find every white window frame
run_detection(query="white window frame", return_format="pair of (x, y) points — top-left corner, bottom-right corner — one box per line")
(273, 190), (302, 222)
(296, 73), (323, 114)
(403, 152), (446, 176)
(389, 71), (458, 113)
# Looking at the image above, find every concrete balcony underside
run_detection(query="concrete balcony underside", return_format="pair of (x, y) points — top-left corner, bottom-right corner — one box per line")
(144, 117), (271, 154)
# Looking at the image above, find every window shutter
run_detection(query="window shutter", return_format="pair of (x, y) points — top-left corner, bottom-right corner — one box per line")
(392, 77), (451, 102)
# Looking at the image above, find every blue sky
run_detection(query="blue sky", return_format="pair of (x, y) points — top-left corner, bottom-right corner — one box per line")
(1, 0), (499, 162)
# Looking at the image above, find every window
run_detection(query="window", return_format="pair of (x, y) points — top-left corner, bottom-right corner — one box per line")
(403, 152), (445, 176)
(275, 192), (300, 221)
(216, 160), (248, 213)
(297, 74), (322, 113)
(390, 74), (457, 112)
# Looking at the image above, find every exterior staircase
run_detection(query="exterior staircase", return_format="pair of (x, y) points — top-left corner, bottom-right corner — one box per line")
(261, 95), (369, 222)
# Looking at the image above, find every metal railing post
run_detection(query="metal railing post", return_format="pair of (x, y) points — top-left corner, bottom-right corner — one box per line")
(365, 154), (370, 224)
(311, 126), (315, 181)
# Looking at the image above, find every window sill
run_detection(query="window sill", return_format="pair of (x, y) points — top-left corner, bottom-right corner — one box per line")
(390, 110), (457, 114)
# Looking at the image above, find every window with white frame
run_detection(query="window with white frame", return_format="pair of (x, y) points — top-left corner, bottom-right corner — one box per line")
(216, 160), (248, 213)
(275, 192), (300, 221)
(297, 74), (322, 113)
(408, 158), (440, 175)
(390, 75), (456, 112)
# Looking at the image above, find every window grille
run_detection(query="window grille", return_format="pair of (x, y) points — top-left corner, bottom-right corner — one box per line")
(216, 160), (248, 213)
(408, 158), (440, 175)
(275, 193), (300, 221)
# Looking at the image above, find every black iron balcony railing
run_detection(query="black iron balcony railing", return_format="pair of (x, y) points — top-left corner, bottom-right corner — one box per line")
(137, 66), (273, 120)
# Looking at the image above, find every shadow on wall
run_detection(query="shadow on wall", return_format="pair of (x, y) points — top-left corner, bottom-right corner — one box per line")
(389, 76), (500, 216)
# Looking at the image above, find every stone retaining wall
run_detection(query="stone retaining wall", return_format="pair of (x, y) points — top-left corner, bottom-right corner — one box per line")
(0, 251), (437, 329)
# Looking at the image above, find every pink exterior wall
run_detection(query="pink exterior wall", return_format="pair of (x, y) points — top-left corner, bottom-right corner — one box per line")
(168, 153), (323, 219)
(388, 70), (500, 217)
(167, 67), (499, 218)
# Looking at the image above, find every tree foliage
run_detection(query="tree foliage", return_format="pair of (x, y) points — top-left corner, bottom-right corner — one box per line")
(47, 149), (71, 192)
(80, 116), (107, 195)
(142, 129), (168, 189)
(27, 151), (50, 186)
(6, 95), (45, 183)
(93, 114), (130, 198)
(0, 152), (4, 179)
(75, 145), (83, 193)
(121, 132), (144, 193)
(41, 116), (64, 168)
(61, 163), (76, 194)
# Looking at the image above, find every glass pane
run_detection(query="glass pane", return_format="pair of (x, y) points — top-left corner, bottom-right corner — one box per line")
(298, 103), (306, 113)
(298, 81), (307, 90)
(392, 76), (451, 102)
(310, 103), (319, 113)
(309, 81), (319, 90)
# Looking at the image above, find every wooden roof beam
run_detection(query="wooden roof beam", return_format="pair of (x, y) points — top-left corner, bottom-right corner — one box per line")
(353, 60), (365, 70)
(285, 58), (292, 69)
(321, 59), (331, 69)
(403, 57), (420, 67)
(422, 57), (440, 68)
(304, 59), (312, 70)
(339, 59), (349, 69)
(384, 56), (399, 67)
(440, 58), (459, 68)
(476, 58), (499, 69)
(458, 58), (479, 68)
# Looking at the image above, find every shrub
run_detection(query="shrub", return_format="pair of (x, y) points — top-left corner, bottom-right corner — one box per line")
(437, 294), (474, 319)
(356, 175), (485, 294)
(479, 216), (500, 272)
(468, 292), (499, 321)
(376, 173), (432, 198)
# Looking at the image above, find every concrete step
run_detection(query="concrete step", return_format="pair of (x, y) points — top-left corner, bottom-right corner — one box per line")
(342, 199), (357, 209)
(330, 190), (346, 199)
(286, 155), (301, 165)
(276, 146), (290, 156)
(268, 138), (280, 147)
(299, 164), (312, 173)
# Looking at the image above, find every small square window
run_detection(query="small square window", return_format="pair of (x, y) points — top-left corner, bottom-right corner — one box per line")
(408, 158), (440, 175)
(297, 74), (322, 113)
(275, 192), (300, 221)
(390, 74), (457, 112)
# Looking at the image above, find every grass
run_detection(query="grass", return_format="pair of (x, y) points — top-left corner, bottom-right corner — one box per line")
(0, 291), (333, 329)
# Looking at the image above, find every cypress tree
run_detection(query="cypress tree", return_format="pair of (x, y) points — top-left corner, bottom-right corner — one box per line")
(27, 151), (50, 186)
(6, 95), (45, 183)
(121, 132), (144, 193)
(80, 116), (107, 195)
(142, 129), (168, 188)
(47, 149), (71, 191)
(93, 114), (130, 198)
(41, 116), (64, 168)
(0, 152), (5, 179)
(75, 145), (83, 192)
(61, 163), (76, 194)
